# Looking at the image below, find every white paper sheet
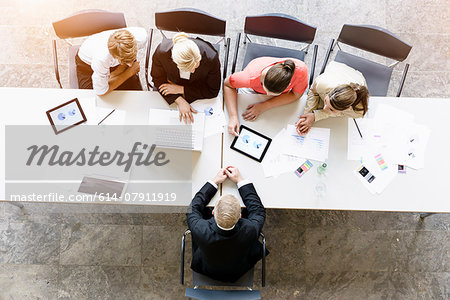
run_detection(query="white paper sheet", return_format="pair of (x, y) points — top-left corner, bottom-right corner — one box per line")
(347, 118), (371, 160)
(402, 124), (431, 169)
(282, 125), (330, 162)
(190, 98), (226, 137)
(349, 104), (431, 170)
(260, 129), (305, 177)
(354, 148), (398, 194)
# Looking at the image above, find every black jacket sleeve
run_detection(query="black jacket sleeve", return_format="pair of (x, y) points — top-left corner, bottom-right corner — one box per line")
(183, 54), (221, 102)
(238, 183), (266, 235)
(187, 182), (218, 230)
(150, 45), (179, 105)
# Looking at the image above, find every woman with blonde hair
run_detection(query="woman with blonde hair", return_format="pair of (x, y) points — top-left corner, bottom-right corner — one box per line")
(151, 32), (221, 124)
(296, 61), (369, 135)
(76, 27), (147, 95)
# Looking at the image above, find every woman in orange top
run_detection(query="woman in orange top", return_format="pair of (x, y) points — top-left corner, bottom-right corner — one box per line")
(223, 57), (308, 136)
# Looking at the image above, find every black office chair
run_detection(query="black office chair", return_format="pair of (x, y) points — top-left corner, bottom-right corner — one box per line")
(181, 229), (266, 299)
(320, 24), (412, 97)
(231, 13), (318, 87)
(145, 8), (231, 91)
(52, 10), (127, 89)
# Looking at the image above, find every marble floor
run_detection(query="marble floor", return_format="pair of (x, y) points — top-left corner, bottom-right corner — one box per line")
(0, 0), (449, 299)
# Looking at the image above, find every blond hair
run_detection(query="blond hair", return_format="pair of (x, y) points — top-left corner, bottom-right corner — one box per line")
(171, 32), (201, 72)
(214, 194), (241, 229)
(108, 29), (137, 65)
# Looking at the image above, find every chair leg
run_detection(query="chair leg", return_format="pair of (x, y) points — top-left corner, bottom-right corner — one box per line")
(420, 213), (434, 219)
(52, 40), (62, 89)
(319, 39), (335, 75)
(181, 229), (190, 285)
(396, 63), (410, 97)
(231, 32), (241, 74)
(145, 28), (154, 91)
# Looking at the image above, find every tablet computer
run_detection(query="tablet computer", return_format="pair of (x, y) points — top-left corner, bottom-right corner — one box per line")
(230, 125), (272, 162)
(46, 98), (87, 134)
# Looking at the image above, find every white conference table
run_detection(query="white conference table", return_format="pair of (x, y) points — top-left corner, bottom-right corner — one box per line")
(0, 87), (222, 206)
(222, 94), (450, 213)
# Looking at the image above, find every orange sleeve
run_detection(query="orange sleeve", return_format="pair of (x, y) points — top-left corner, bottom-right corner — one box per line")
(228, 70), (251, 89)
(292, 64), (309, 95)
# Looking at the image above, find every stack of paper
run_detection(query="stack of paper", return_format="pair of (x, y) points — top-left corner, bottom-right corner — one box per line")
(260, 125), (330, 178)
(190, 98), (226, 138)
(261, 129), (305, 178)
(348, 104), (431, 194)
(348, 104), (431, 169)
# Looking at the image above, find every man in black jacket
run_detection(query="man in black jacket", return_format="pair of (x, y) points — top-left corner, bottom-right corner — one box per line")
(186, 166), (267, 283)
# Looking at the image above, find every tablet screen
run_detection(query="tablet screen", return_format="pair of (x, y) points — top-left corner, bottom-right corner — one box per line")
(230, 125), (271, 162)
(46, 98), (87, 134)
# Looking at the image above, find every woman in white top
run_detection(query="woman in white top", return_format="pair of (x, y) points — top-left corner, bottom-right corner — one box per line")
(296, 61), (369, 135)
(76, 27), (147, 96)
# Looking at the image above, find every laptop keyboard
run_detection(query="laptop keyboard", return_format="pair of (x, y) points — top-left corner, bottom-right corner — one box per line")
(155, 127), (195, 149)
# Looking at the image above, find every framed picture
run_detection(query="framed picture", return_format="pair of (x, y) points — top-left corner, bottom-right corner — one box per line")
(46, 98), (87, 134)
(230, 125), (272, 162)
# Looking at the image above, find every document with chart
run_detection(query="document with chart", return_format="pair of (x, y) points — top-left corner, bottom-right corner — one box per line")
(282, 125), (330, 162)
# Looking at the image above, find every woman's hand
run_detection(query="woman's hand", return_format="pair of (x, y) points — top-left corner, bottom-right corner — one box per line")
(296, 112), (315, 136)
(242, 103), (266, 121)
(159, 83), (184, 96)
(175, 97), (197, 124)
(228, 116), (240, 136)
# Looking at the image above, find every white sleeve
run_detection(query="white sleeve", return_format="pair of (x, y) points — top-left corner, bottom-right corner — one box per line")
(237, 179), (251, 189)
(207, 180), (218, 189)
(90, 58), (110, 95)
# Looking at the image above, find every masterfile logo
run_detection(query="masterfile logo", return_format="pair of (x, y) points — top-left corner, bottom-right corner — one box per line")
(5, 125), (192, 181)
(26, 142), (170, 172)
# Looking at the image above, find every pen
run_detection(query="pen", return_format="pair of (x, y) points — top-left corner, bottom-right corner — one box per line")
(353, 118), (363, 138)
(98, 109), (116, 125)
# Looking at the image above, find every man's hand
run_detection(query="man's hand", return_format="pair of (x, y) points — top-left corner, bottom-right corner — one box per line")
(225, 166), (243, 183)
(175, 97), (197, 125)
(212, 168), (227, 185)
(242, 102), (266, 121)
(295, 112), (315, 136)
(159, 83), (184, 96)
(228, 116), (240, 137)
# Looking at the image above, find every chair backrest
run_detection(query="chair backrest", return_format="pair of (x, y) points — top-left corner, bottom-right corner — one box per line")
(155, 8), (226, 37)
(244, 13), (316, 44)
(337, 24), (412, 62)
(192, 268), (254, 288)
(334, 50), (393, 96)
(185, 288), (261, 300)
(52, 9), (126, 39)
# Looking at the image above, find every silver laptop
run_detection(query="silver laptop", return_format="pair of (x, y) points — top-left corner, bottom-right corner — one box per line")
(148, 108), (205, 151)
